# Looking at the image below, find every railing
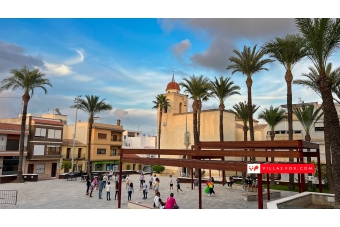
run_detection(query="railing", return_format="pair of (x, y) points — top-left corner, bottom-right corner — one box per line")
(0, 190), (18, 205)
(46, 151), (61, 156)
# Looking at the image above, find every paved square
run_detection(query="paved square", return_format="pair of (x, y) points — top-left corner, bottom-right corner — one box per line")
(0, 174), (298, 209)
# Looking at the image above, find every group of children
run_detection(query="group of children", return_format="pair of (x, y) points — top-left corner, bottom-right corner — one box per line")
(242, 176), (258, 192)
(86, 174), (120, 200)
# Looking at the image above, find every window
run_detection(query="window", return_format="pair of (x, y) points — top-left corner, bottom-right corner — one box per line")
(28, 164), (34, 174)
(66, 148), (71, 158)
(315, 127), (324, 131)
(111, 134), (118, 141)
(77, 165), (82, 172)
(110, 149), (117, 156)
(47, 129), (62, 139)
(78, 148), (82, 158)
(97, 148), (106, 154)
(33, 145), (45, 155)
(36, 164), (45, 174)
(46, 146), (61, 155)
(98, 133), (107, 139)
(35, 128), (46, 137)
(6, 139), (19, 151)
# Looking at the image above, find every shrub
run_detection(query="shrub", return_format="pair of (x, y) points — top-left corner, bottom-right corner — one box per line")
(61, 161), (71, 170)
(152, 165), (165, 173)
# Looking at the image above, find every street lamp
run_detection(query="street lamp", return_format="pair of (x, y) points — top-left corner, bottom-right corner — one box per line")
(71, 95), (82, 173)
(183, 95), (189, 177)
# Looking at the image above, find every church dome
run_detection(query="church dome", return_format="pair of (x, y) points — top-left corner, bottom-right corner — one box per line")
(165, 71), (180, 92)
(166, 81), (180, 91)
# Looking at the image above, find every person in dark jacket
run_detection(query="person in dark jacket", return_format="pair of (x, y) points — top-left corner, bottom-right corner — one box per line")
(86, 178), (91, 195)
(98, 177), (104, 199)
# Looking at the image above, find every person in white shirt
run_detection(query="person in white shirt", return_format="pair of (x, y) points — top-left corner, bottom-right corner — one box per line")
(154, 192), (165, 209)
(149, 174), (153, 189)
(106, 181), (111, 201)
(139, 173), (144, 189)
(142, 180), (148, 199)
(103, 174), (108, 188)
(169, 175), (174, 191)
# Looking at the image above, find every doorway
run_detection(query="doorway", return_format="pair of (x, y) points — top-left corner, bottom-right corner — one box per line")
(51, 163), (57, 177)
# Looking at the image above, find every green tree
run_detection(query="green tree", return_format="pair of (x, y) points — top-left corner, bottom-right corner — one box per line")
(61, 161), (72, 171)
(179, 75), (210, 146)
(293, 103), (324, 190)
(152, 94), (171, 157)
(262, 34), (306, 190)
(152, 165), (165, 173)
(0, 65), (52, 183)
(258, 105), (287, 185)
(208, 76), (241, 142)
(227, 45), (274, 151)
(293, 63), (340, 193)
(72, 95), (112, 175)
(230, 101), (260, 179)
(295, 18), (340, 204)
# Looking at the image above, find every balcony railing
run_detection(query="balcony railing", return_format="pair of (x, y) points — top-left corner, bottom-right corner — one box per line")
(111, 138), (122, 142)
(0, 145), (27, 151)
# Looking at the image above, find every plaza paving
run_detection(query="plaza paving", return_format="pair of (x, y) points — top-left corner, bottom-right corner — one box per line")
(0, 174), (298, 209)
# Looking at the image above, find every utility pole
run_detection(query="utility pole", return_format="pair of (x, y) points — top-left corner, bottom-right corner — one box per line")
(71, 95), (81, 173)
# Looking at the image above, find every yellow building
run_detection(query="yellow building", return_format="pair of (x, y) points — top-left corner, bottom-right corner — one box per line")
(60, 139), (87, 173)
(157, 76), (268, 176)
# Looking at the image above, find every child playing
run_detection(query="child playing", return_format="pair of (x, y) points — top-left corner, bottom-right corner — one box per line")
(176, 178), (183, 194)
(106, 181), (111, 201)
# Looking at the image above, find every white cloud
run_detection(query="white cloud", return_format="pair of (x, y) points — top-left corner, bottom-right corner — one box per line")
(73, 75), (93, 82)
(65, 49), (84, 65)
(43, 62), (72, 76)
(112, 108), (128, 119)
(171, 39), (192, 58)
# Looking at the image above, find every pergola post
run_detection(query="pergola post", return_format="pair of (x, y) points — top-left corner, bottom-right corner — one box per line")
(198, 167), (202, 209)
(298, 173), (301, 193)
(221, 157), (225, 186)
(265, 156), (270, 200)
(317, 149), (322, 193)
(118, 153), (123, 208)
(257, 174), (263, 209)
(191, 168), (193, 190)
(300, 157), (306, 192)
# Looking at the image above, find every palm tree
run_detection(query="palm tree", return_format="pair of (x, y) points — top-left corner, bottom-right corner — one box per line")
(230, 101), (260, 179)
(0, 65), (52, 183)
(72, 95), (112, 175)
(152, 94), (170, 157)
(179, 75), (210, 145)
(293, 63), (340, 194)
(208, 76), (241, 142)
(295, 18), (340, 208)
(262, 34), (306, 190)
(227, 45), (274, 150)
(293, 103), (323, 190)
(258, 105), (287, 185)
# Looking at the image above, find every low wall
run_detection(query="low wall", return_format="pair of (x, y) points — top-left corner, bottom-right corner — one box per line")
(128, 200), (154, 209)
(267, 192), (335, 209)
(245, 191), (281, 201)
(0, 174), (38, 183)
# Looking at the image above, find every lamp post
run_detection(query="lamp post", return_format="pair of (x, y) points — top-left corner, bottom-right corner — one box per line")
(183, 95), (189, 177)
(71, 95), (81, 173)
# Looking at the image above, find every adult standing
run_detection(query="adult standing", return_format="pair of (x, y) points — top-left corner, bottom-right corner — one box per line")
(165, 193), (179, 209)
(139, 173), (144, 189)
(98, 177), (104, 199)
(149, 174), (153, 189)
(86, 178), (91, 195)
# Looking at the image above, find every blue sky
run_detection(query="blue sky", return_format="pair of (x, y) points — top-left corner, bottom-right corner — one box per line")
(0, 17), (337, 135)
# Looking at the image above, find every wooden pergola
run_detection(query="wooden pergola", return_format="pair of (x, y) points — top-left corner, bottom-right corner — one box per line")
(117, 140), (322, 209)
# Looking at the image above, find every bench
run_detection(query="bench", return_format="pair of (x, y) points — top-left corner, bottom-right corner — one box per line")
(242, 191), (281, 201)
(0, 190), (18, 205)
(128, 200), (154, 209)
(66, 174), (77, 181)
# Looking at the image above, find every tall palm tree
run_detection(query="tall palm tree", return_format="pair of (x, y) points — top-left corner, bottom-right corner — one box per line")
(152, 94), (170, 157)
(258, 105), (287, 185)
(208, 76), (241, 142)
(295, 18), (340, 208)
(179, 75), (210, 145)
(229, 101), (260, 142)
(227, 45), (274, 150)
(0, 65), (52, 183)
(293, 63), (340, 194)
(72, 95), (112, 175)
(230, 101), (260, 179)
(262, 35), (306, 190)
(293, 103), (323, 190)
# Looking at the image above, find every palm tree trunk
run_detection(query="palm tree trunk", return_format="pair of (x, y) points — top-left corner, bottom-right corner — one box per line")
(242, 125), (248, 179)
(304, 134), (313, 190)
(192, 100), (199, 178)
(15, 92), (30, 183)
(219, 103), (224, 142)
(158, 109), (162, 158)
(318, 73), (340, 208)
(286, 70), (295, 191)
(270, 131), (275, 185)
(197, 99), (202, 140)
(324, 125), (334, 193)
(87, 115), (94, 176)
(246, 77), (255, 162)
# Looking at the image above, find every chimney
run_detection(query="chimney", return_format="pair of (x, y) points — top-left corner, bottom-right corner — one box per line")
(117, 119), (121, 126)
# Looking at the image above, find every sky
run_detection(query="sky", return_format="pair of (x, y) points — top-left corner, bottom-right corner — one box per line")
(0, 2), (339, 137)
